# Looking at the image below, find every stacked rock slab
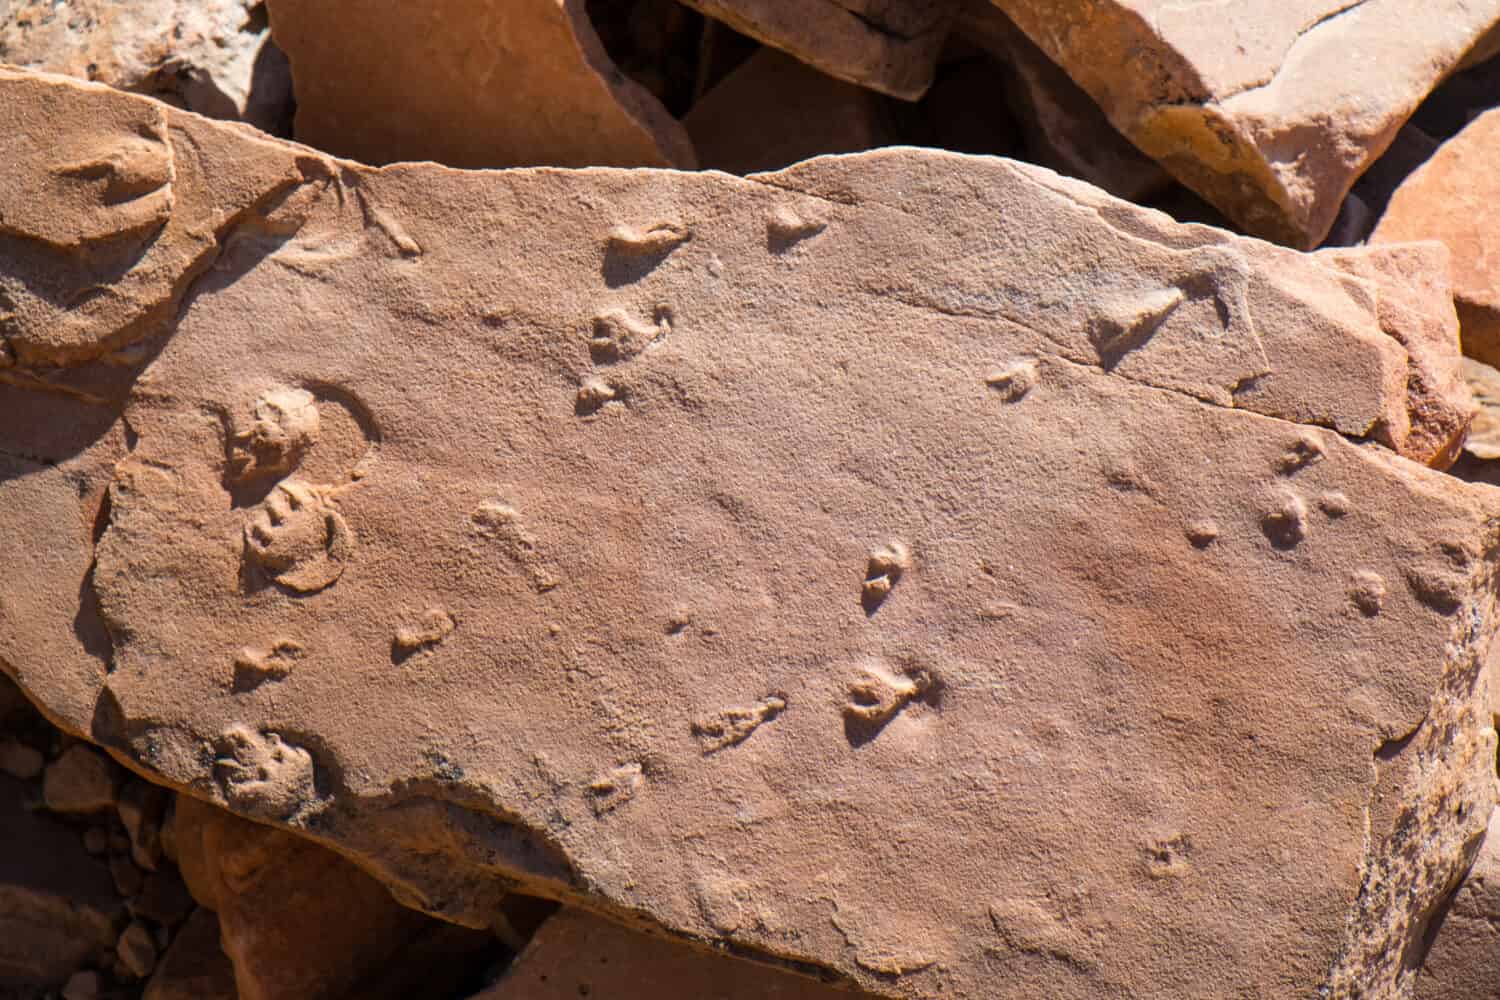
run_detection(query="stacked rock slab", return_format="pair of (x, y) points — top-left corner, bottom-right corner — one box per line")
(0, 68), (1497, 1000)
(674, 0), (959, 100)
(263, 0), (694, 168)
(989, 0), (1500, 248)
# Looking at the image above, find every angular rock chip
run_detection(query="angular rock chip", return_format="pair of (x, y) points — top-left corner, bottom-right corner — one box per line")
(990, 0), (1500, 248)
(263, 0), (694, 169)
(1, 70), (1499, 999)
(475, 906), (868, 998)
(0, 0), (293, 133)
(1373, 107), (1500, 369)
(677, 0), (959, 100)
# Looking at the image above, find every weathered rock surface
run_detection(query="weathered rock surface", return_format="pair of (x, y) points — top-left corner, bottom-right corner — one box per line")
(1463, 359), (1500, 463)
(0, 775), (121, 988)
(676, 0), (958, 100)
(990, 0), (1500, 248)
(685, 48), (900, 174)
(263, 0), (694, 169)
(44, 744), (120, 814)
(1316, 243), (1473, 470)
(0, 0), (292, 134)
(1415, 806), (1500, 998)
(476, 906), (868, 998)
(173, 794), (497, 1000)
(1, 68), (1499, 1000)
(1374, 107), (1500, 369)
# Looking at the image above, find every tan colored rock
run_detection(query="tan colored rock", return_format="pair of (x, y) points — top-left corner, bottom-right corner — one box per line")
(0, 0), (292, 133)
(1374, 107), (1500, 369)
(43, 744), (118, 814)
(476, 907), (868, 999)
(0, 775), (120, 988)
(174, 795), (494, 1000)
(685, 48), (900, 175)
(956, 0), (1168, 202)
(990, 0), (1500, 248)
(1315, 242), (1473, 469)
(677, 0), (959, 100)
(141, 908), (237, 1000)
(264, 0), (693, 169)
(1463, 358), (1500, 462)
(1415, 806), (1500, 998)
(2, 69), (1500, 999)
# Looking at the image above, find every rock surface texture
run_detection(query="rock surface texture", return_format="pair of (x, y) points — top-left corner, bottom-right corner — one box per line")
(0, 0), (292, 133)
(1373, 107), (1500, 369)
(989, 0), (1500, 248)
(674, 0), (959, 99)
(262, 0), (695, 169)
(1, 67), (1499, 1000)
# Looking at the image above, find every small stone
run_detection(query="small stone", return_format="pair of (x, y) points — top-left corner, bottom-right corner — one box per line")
(43, 745), (118, 814)
(117, 919), (158, 979)
(111, 854), (145, 898)
(61, 969), (102, 1000)
(0, 739), (43, 780)
(82, 826), (108, 855)
(118, 780), (169, 872)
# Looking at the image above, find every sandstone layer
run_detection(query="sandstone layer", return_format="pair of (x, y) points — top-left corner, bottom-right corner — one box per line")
(263, 0), (695, 169)
(989, 0), (1500, 248)
(0, 68), (1498, 1000)
(674, 0), (958, 100)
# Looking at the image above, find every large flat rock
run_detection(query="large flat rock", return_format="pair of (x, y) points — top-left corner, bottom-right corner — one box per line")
(1, 67), (1498, 1000)
(989, 0), (1500, 248)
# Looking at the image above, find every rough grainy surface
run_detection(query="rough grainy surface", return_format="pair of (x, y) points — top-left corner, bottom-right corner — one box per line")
(476, 907), (871, 998)
(675, 0), (958, 99)
(989, 0), (1500, 248)
(1, 68), (1499, 1000)
(1373, 108), (1500, 370)
(0, 0), (292, 133)
(263, 0), (695, 169)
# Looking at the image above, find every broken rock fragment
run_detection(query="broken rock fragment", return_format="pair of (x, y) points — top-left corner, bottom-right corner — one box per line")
(264, 0), (694, 168)
(1373, 107), (1500, 369)
(0, 69), (1498, 1000)
(990, 0), (1500, 247)
(0, 0), (293, 133)
(676, 0), (959, 99)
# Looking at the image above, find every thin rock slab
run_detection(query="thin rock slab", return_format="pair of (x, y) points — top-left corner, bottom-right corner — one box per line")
(474, 907), (868, 999)
(1373, 107), (1500, 369)
(1, 69), (1499, 1000)
(1415, 806), (1500, 999)
(676, 0), (959, 100)
(263, 0), (694, 169)
(989, 0), (1500, 248)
